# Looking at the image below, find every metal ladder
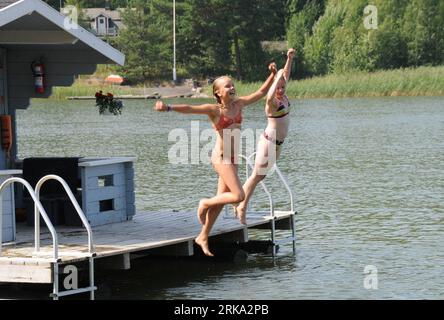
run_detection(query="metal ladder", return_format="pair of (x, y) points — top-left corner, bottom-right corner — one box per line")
(0, 175), (96, 300)
(226, 152), (297, 256)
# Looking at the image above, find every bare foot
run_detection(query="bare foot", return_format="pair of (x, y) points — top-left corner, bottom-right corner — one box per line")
(197, 199), (209, 225)
(195, 237), (214, 257)
(235, 205), (247, 225)
(232, 203), (239, 218)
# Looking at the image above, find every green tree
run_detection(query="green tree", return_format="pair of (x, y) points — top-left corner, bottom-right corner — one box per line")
(291, 0), (444, 76)
(303, 0), (346, 75)
(177, 0), (286, 81)
(403, 0), (444, 66)
(115, 0), (172, 82)
(329, 0), (372, 73)
(366, 0), (408, 70)
(286, 0), (325, 78)
(176, 0), (233, 78)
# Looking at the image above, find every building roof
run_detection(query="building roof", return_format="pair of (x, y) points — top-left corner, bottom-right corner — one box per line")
(83, 8), (122, 21)
(0, 0), (19, 9)
(0, 0), (124, 65)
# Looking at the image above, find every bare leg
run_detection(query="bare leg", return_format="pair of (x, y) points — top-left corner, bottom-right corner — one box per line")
(197, 200), (209, 225)
(195, 164), (242, 257)
(197, 170), (231, 225)
(195, 205), (224, 257)
(236, 172), (266, 224)
(199, 164), (244, 209)
(236, 137), (281, 224)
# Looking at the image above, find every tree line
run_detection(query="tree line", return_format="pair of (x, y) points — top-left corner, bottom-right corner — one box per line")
(48, 0), (444, 83)
(287, 0), (444, 78)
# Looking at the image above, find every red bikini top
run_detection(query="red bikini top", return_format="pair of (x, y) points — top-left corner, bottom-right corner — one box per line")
(214, 110), (242, 131)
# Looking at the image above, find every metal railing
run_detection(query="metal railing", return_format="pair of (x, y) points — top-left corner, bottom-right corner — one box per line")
(235, 152), (297, 255)
(239, 153), (275, 218)
(0, 175), (96, 299)
(0, 177), (59, 260)
(34, 175), (94, 255)
(274, 164), (294, 213)
(33, 175), (96, 300)
(241, 152), (296, 215)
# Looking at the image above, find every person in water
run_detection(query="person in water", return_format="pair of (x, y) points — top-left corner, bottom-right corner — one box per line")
(234, 48), (295, 225)
(154, 63), (277, 256)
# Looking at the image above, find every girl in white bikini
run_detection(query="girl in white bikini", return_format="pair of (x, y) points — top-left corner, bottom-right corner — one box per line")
(235, 48), (295, 224)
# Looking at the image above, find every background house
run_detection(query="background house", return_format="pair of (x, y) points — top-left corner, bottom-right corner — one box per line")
(83, 7), (124, 37)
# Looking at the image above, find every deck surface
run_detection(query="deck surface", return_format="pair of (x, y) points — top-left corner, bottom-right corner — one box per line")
(1, 210), (293, 266)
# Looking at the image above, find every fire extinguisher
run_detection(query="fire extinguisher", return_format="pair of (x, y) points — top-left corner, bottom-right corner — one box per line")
(0, 115), (12, 153)
(31, 60), (45, 94)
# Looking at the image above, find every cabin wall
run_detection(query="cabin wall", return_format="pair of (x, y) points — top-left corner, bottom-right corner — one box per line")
(5, 48), (107, 167)
(0, 48), (7, 169)
(0, 174), (16, 243)
(6, 48), (102, 107)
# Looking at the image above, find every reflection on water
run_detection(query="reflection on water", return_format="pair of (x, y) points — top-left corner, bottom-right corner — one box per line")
(13, 96), (444, 299)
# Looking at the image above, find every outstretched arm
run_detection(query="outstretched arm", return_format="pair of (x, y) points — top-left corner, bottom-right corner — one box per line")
(283, 48), (295, 81)
(238, 62), (277, 106)
(266, 69), (285, 103)
(154, 100), (217, 116)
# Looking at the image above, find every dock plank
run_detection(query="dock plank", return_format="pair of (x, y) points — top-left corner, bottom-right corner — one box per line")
(0, 264), (52, 283)
(0, 210), (294, 282)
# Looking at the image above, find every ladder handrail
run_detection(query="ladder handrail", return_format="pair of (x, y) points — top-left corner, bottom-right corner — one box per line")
(241, 152), (296, 256)
(273, 165), (295, 213)
(244, 152), (295, 213)
(239, 154), (274, 217)
(35, 175), (95, 254)
(0, 177), (59, 260)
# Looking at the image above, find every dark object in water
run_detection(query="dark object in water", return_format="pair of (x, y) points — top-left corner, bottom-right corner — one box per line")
(239, 240), (279, 254)
(193, 242), (249, 262)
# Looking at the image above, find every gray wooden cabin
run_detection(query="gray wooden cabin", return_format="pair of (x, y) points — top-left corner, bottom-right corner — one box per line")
(0, 0), (126, 243)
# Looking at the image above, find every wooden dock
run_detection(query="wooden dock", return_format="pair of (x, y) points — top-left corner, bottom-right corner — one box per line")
(0, 210), (294, 285)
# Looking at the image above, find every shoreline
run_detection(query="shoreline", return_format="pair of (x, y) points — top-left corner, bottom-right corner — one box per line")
(66, 93), (209, 100)
(50, 65), (444, 101)
(64, 91), (444, 101)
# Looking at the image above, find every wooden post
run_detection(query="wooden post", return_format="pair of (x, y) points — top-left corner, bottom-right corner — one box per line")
(96, 253), (130, 271)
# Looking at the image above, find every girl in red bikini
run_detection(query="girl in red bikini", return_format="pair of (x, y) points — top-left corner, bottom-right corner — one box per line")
(235, 48), (295, 224)
(154, 63), (277, 256)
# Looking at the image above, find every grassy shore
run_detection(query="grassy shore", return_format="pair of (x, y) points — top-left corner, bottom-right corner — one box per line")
(50, 81), (147, 100)
(50, 65), (444, 100)
(231, 65), (444, 99)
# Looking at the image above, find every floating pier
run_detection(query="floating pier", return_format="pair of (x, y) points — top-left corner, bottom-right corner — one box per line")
(0, 210), (295, 298)
(0, 153), (296, 299)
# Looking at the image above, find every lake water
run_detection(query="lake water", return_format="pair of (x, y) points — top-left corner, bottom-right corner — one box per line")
(12, 96), (444, 299)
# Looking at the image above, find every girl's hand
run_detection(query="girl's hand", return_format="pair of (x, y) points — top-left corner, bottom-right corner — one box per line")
(268, 62), (277, 74)
(154, 100), (167, 112)
(287, 48), (295, 59)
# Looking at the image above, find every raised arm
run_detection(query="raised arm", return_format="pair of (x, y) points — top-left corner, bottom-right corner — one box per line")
(266, 69), (285, 103)
(154, 100), (217, 116)
(238, 62), (277, 106)
(283, 48), (295, 81)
